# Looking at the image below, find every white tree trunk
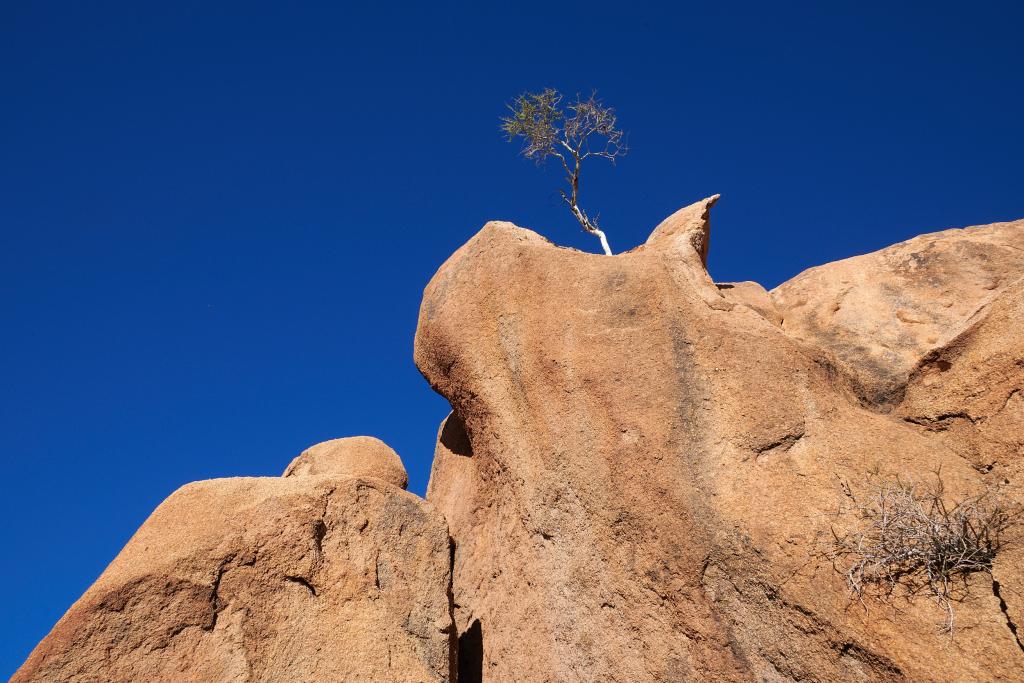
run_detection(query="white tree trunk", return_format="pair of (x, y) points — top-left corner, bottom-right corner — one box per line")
(567, 198), (613, 256)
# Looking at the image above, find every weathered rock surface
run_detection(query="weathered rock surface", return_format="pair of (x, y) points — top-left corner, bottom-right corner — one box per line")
(771, 220), (1024, 406)
(416, 200), (1024, 681)
(716, 280), (783, 326)
(283, 435), (409, 489)
(16, 203), (1024, 683)
(14, 441), (452, 683)
(897, 276), (1024, 476)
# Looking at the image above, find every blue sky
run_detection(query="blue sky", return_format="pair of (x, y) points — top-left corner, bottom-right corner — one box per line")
(2, 1), (1021, 674)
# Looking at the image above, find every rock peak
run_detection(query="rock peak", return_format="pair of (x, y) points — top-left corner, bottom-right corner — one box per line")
(645, 194), (720, 265)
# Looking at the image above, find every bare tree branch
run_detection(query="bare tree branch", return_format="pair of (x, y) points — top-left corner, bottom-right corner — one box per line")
(501, 89), (627, 255)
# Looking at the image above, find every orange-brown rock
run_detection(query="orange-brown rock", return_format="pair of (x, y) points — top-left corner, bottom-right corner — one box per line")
(16, 202), (1024, 683)
(771, 220), (1024, 406)
(716, 280), (783, 326)
(894, 274), (1024, 646)
(283, 435), (409, 489)
(415, 200), (1024, 681)
(14, 445), (452, 682)
(896, 274), (1024, 476)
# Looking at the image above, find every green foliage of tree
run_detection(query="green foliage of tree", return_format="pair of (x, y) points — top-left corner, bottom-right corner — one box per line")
(502, 89), (627, 255)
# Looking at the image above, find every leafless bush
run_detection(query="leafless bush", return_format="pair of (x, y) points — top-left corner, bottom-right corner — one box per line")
(830, 470), (1021, 632)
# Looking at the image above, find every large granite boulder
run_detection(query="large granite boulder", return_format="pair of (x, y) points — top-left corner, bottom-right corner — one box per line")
(771, 219), (1024, 406)
(14, 440), (453, 683)
(415, 199), (1024, 682)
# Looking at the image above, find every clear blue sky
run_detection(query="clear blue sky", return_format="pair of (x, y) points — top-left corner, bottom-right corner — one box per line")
(2, 1), (1021, 674)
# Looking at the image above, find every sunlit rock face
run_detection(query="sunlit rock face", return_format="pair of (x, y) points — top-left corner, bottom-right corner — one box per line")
(13, 441), (454, 683)
(283, 435), (410, 489)
(771, 219), (1024, 407)
(14, 202), (1024, 682)
(416, 201), (1024, 682)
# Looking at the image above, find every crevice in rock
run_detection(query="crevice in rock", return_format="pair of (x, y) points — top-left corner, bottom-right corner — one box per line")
(834, 641), (904, 677)
(440, 411), (474, 457)
(754, 429), (805, 459)
(902, 412), (977, 430)
(996, 389), (1021, 416)
(992, 580), (1024, 655)
(284, 575), (318, 597)
(457, 619), (484, 683)
(313, 519), (327, 556)
(206, 558), (231, 630)
(446, 537), (458, 682)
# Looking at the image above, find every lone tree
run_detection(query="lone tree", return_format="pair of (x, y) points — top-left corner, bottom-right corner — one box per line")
(501, 89), (627, 255)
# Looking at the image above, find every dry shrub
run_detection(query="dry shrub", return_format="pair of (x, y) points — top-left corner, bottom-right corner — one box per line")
(830, 470), (1022, 632)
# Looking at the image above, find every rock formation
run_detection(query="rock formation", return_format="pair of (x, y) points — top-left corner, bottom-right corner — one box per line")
(283, 435), (410, 488)
(14, 439), (454, 683)
(771, 221), (1024, 407)
(416, 200), (1024, 681)
(15, 201), (1024, 682)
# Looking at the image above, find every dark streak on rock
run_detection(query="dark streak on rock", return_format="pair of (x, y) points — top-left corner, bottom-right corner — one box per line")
(992, 580), (1024, 655)
(754, 429), (806, 459)
(284, 575), (318, 597)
